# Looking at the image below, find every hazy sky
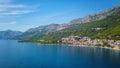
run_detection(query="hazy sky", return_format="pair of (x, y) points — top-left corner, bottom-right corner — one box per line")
(0, 0), (120, 31)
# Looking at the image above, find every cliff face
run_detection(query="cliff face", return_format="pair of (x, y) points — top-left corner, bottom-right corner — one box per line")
(68, 4), (120, 25)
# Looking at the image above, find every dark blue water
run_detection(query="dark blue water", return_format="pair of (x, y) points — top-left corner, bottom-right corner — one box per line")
(0, 40), (120, 68)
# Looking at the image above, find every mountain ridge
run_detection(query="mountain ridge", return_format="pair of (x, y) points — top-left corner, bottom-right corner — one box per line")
(68, 4), (120, 25)
(13, 3), (120, 42)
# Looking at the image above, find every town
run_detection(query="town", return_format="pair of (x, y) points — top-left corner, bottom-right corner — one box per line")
(61, 36), (120, 50)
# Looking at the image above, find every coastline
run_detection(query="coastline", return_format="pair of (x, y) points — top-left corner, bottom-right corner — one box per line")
(18, 40), (120, 51)
(36, 42), (120, 51)
(67, 44), (120, 51)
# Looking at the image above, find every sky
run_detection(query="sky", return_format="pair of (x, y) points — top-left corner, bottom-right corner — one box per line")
(0, 0), (120, 32)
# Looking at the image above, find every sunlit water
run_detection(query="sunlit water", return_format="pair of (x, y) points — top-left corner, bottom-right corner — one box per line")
(0, 40), (120, 68)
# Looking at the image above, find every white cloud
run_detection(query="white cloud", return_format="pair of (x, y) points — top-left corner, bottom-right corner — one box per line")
(0, 21), (17, 25)
(0, 0), (12, 3)
(9, 21), (17, 25)
(0, 0), (39, 16)
(0, 4), (38, 16)
(1, 10), (33, 15)
(0, 4), (27, 9)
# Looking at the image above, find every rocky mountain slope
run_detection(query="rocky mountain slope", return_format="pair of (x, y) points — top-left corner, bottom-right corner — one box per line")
(16, 4), (120, 43)
(69, 4), (120, 25)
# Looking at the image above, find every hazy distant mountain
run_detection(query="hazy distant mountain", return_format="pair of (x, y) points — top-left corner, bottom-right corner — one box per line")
(0, 30), (23, 39)
(15, 24), (60, 40)
(17, 4), (120, 42)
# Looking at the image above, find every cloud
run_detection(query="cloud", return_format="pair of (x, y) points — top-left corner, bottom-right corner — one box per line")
(0, 4), (28, 9)
(0, 21), (17, 25)
(8, 21), (17, 25)
(0, 0), (39, 16)
(0, 0), (12, 3)
(0, 4), (38, 16)
(1, 10), (33, 15)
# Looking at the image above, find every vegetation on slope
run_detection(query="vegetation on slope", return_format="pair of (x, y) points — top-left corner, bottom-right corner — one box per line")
(35, 12), (120, 43)
(18, 5), (120, 44)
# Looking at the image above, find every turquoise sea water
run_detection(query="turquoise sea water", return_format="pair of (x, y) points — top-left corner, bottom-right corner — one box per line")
(0, 40), (120, 68)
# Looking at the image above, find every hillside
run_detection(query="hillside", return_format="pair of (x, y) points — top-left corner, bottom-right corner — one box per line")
(17, 4), (120, 43)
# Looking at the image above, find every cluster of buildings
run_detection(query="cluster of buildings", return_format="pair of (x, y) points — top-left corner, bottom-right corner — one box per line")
(61, 36), (120, 49)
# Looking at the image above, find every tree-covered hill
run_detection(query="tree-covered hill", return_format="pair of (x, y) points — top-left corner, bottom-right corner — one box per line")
(16, 4), (120, 43)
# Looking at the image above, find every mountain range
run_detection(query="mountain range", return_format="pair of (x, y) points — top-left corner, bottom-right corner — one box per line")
(0, 4), (120, 43)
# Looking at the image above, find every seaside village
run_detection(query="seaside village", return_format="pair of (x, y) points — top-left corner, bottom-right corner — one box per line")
(61, 36), (120, 50)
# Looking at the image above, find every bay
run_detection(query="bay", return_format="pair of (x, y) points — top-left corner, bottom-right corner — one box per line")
(0, 40), (120, 68)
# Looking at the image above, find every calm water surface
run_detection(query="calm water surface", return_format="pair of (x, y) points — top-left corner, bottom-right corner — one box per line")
(0, 40), (120, 68)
